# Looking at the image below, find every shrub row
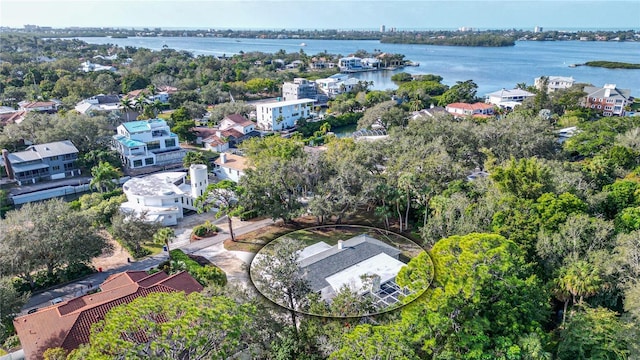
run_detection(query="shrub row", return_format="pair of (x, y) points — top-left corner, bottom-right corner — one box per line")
(160, 249), (227, 287)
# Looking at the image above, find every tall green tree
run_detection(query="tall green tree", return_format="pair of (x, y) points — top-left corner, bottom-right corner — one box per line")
(399, 233), (548, 358)
(557, 306), (633, 360)
(68, 292), (255, 359)
(250, 237), (310, 335)
(0, 199), (110, 288)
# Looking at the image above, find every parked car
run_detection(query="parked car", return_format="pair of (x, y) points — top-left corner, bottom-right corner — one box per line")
(51, 297), (63, 305)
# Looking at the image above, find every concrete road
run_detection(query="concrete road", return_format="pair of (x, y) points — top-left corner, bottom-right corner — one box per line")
(20, 216), (274, 314)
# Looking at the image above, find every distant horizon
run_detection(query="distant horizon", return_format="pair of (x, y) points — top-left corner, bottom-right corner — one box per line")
(5, 25), (639, 32)
(2, 1), (639, 31)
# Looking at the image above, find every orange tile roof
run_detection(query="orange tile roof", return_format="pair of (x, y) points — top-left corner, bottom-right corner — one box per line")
(14, 271), (203, 359)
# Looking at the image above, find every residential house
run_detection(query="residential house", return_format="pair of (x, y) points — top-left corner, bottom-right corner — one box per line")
(75, 94), (135, 120)
(361, 57), (381, 69)
(2, 140), (80, 185)
(80, 60), (116, 72)
(410, 105), (447, 120)
(112, 118), (186, 170)
(535, 76), (575, 93)
(582, 84), (631, 116)
(282, 78), (328, 104)
(18, 100), (61, 113)
(120, 164), (208, 225)
(338, 56), (364, 72)
(0, 109), (26, 126)
(255, 98), (315, 131)
(296, 234), (407, 305)
(14, 270), (203, 359)
(195, 114), (258, 152)
(316, 74), (359, 98)
(213, 152), (248, 183)
(445, 102), (495, 118)
(485, 88), (535, 109)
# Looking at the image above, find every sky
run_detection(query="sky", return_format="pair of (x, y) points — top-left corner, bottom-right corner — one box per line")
(1, 0), (639, 31)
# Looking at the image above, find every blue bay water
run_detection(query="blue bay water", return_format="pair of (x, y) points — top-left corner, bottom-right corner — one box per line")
(77, 36), (640, 96)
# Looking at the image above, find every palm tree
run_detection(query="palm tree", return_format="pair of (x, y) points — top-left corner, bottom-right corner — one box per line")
(90, 161), (122, 193)
(319, 122), (331, 135)
(119, 98), (134, 122)
(409, 99), (423, 112)
(554, 260), (602, 323)
(153, 227), (176, 270)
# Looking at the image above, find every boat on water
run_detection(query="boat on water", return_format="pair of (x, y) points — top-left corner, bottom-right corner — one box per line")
(300, 42), (307, 47)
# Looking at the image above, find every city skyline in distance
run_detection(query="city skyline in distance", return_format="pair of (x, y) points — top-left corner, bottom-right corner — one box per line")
(1, 0), (639, 31)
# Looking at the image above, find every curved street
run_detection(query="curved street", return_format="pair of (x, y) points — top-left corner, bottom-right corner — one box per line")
(20, 214), (274, 314)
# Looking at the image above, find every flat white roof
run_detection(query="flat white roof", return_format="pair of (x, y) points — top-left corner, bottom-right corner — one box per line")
(324, 253), (406, 295)
(256, 98), (315, 109)
(122, 172), (187, 197)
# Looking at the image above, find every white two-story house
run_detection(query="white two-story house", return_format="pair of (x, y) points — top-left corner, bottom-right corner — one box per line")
(256, 99), (315, 131)
(112, 118), (186, 169)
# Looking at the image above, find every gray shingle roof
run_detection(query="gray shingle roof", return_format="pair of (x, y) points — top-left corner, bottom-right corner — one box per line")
(299, 234), (402, 292)
(584, 85), (631, 100)
(7, 140), (78, 164)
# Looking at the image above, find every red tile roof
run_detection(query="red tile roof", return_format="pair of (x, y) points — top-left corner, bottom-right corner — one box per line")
(20, 101), (57, 109)
(224, 114), (254, 127)
(446, 102), (494, 111)
(14, 271), (203, 359)
(221, 128), (245, 139)
(0, 110), (26, 125)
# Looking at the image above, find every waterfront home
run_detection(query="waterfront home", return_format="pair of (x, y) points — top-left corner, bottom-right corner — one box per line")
(112, 118), (185, 170)
(485, 88), (535, 108)
(214, 152), (249, 183)
(14, 270), (203, 359)
(445, 102), (495, 118)
(315, 74), (359, 98)
(255, 98), (315, 131)
(338, 56), (364, 72)
(2, 140), (80, 185)
(535, 76), (575, 93)
(120, 164), (208, 225)
(283, 78), (329, 104)
(582, 84), (631, 116)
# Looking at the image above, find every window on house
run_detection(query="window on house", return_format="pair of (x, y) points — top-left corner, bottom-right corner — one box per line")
(165, 138), (176, 147)
(52, 165), (60, 171)
(145, 158), (154, 165)
(64, 163), (74, 170)
(133, 159), (143, 167)
(49, 156), (59, 161)
(147, 141), (161, 150)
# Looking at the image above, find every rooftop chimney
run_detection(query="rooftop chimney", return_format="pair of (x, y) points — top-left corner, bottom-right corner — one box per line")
(220, 153), (227, 164)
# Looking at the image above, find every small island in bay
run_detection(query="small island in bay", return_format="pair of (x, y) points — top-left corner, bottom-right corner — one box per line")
(584, 61), (640, 69)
